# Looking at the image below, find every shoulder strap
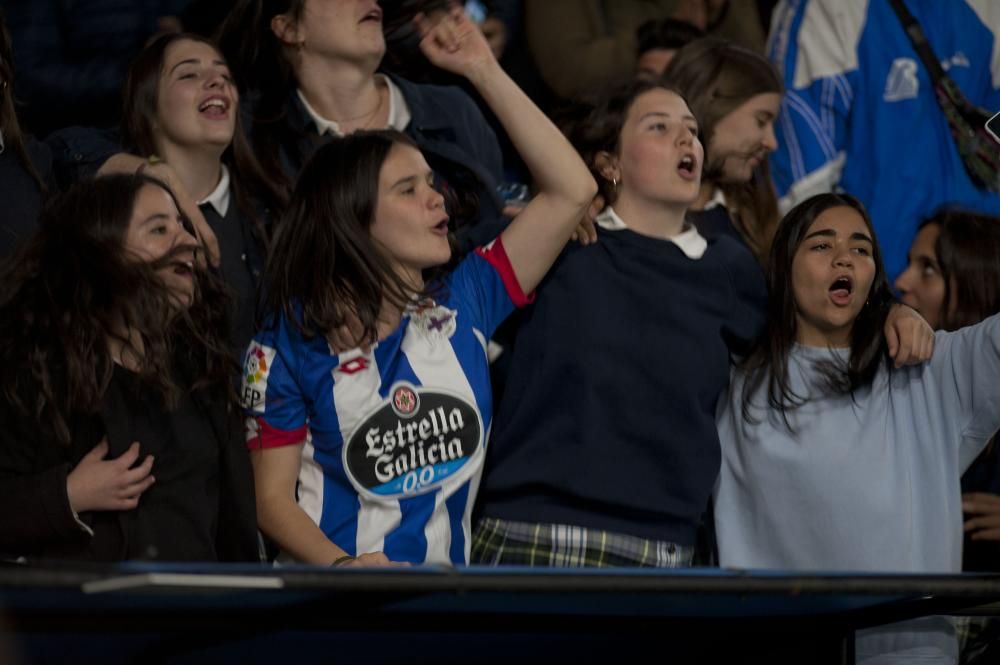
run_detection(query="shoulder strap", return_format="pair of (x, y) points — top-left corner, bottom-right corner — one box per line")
(887, 0), (948, 83)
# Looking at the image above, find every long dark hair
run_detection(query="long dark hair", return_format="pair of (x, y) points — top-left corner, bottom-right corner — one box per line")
(216, 0), (307, 200)
(0, 9), (45, 192)
(562, 79), (690, 207)
(664, 37), (782, 264)
(741, 193), (895, 426)
(264, 129), (455, 347)
(922, 210), (1000, 331)
(0, 174), (238, 446)
(121, 32), (286, 231)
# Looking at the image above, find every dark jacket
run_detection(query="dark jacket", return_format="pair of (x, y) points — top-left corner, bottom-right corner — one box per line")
(259, 74), (508, 251)
(0, 365), (259, 563)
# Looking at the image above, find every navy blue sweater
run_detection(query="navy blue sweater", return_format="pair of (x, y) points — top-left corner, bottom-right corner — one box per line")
(477, 226), (767, 545)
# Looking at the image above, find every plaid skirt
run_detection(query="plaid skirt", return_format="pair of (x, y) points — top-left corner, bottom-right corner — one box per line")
(471, 517), (693, 568)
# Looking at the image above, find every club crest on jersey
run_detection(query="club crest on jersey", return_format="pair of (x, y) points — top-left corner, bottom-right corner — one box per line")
(241, 342), (276, 413)
(343, 382), (483, 500)
(409, 300), (458, 339)
(391, 384), (419, 417)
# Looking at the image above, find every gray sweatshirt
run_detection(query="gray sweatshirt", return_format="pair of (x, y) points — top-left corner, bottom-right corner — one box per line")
(715, 313), (1000, 664)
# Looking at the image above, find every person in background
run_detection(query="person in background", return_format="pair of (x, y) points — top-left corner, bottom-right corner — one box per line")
(634, 17), (704, 79)
(767, 0), (1000, 279)
(0, 174), (258, 563)
(242, 7), (595, 567)
(216, 0), (508, 251)
(895, 209), (1000, 664)
(0, 8), (54, 257)
(664, 37), (781, 265)
(525, 0), (765, 103)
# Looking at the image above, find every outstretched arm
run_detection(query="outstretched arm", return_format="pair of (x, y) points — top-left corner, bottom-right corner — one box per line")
(416, 7), (596, 295)
(884, 304), (935, 367)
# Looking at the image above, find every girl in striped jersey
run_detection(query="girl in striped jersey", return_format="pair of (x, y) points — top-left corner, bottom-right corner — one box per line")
(241, 7), (596, 566)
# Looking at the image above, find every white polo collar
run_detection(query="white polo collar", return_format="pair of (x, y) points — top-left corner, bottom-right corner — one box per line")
(595, 206), (707, 259)
(703, 187), (727, 211)
(197, 164), (231, 218)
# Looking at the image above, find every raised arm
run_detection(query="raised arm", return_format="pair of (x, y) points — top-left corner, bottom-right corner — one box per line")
(416, 7), (596, 295)
(926, 313), (1000, 469)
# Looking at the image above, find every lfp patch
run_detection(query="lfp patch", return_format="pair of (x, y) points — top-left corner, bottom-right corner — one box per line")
(241, 342), (276, 413)
(343, 382), (483, 501)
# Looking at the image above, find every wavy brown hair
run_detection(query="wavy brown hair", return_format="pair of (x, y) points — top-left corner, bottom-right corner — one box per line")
(664, 37), (782, 264)
(0, 174), (238, 446)
(264, 129), (455, 347)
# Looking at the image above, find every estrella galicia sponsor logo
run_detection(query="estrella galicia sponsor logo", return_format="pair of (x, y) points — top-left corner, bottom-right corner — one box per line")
(344, 382), (483, 499)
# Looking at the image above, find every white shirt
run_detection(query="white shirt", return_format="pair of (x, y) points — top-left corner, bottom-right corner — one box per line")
(297, 75), (412, 137)
(197, 164), (231, 218)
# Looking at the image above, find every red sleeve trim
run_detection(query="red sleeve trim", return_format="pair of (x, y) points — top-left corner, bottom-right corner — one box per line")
(475, 235), (536, 308)
(246, 417), (308, 451)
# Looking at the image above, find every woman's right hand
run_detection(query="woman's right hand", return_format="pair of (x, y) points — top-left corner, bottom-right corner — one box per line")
(414, 6), (497, 84)
(66, 439), (155, 513)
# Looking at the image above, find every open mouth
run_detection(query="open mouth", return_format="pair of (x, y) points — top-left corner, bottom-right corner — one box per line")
(677, 154), (697, 179)
(432, 219), (450, 235)
(172, 260), (195, 278)
(198, 96), (230, 119)
(360, 7), (383, 23)
(829, 275), (853, 305)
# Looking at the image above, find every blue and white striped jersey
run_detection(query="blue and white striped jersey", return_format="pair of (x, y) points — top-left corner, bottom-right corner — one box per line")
(242, 240), (528, 565)
(768, 0), (1000, 278)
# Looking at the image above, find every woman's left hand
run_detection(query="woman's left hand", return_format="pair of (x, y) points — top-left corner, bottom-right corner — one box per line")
(963, 492), (1000, 541)
(885, 303), (934, 367)
(414, 5), (495, 82)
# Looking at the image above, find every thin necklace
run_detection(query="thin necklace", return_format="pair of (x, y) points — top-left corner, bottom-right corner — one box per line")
(335, 87), (384, 128)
